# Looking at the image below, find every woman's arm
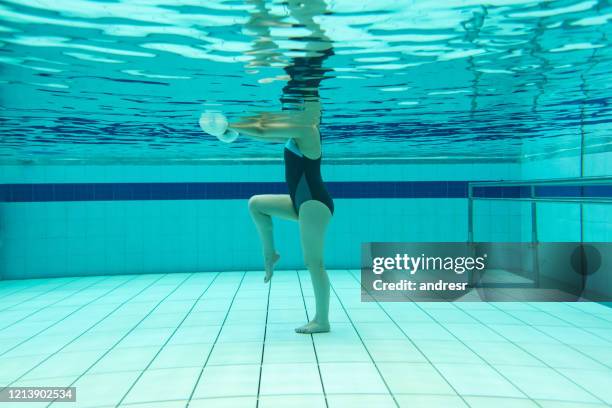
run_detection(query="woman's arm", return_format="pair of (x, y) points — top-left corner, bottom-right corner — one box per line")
(229, 109), (318, 142)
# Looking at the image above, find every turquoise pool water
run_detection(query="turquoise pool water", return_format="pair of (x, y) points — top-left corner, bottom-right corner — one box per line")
(0, 0), (611, 161)
(1, 1), (611, 407)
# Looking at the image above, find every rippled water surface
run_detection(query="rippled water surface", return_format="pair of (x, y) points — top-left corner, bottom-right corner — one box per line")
(0, 0), (611, 162)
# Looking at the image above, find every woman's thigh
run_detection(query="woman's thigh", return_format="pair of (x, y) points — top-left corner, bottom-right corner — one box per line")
(298, 200), (332, 264)
(249, 194), (298, 221)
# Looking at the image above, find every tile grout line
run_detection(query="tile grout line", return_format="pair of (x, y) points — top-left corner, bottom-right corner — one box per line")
(44, 273), (195, 407)
(354, 268), (612, 402)
(351, 273), (605, 406)
(6, 270), (609, 407)
(113, 273), (221, 407)
(361, 278), (540, 406)
(481, 288), (612, 348)
(581, 326), (612, 346)
(352, 271), (542, 406)
(186, 271), (247, 407)
(254, 272), (272, 408)
(0, 277), (80, 313)
(0, 275), (125, 360)
(115, 390), (612, 408)
(327, 270), (401, 408)
(0, 279), (61, 303)
(563, 302), (612, 323)
(345, 269), (472, 408)
(453, 300), (610, 405)
(526, 302), (612, 347)
(1, 274), (166, 384)
(0, 281), (40, 296)
(0, 277), (72, 296)
(480, 292), (612, 370)
(296, 270), (329, 408)
(30, 355), (591, 374)
(0, 276), (110, 332)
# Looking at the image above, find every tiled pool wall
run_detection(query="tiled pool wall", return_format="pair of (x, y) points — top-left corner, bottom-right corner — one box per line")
(0, 161), (516, 280)
(519, 150), (612, 298)
(0, 151), (610, 282)
(520, 150), (612, 242)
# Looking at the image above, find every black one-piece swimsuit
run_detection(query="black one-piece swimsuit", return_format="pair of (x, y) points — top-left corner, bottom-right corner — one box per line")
(280, 43), (334, 215)
(284, 138), (334, 215)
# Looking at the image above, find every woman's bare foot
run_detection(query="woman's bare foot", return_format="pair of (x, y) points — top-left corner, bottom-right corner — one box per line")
(295, 319), (330, 334)
(264, 252), (280, 283)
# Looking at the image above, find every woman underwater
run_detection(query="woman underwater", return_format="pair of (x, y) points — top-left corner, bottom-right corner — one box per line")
(199, 0), (334, 334)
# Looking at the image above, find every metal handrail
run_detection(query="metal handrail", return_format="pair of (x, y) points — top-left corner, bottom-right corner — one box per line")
(472, 197), (611, 204)
(467, 176), (612, 290)
(469, 176), (612, 187)
(468, 176), (612, 243)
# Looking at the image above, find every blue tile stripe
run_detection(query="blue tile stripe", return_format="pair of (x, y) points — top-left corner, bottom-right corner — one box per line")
(535, 185), (612, 198)
(473, 185), (612, 199)
(0, 182), (609, 203)
(0, 181), (466, 202)
(472, 186), (532, 199)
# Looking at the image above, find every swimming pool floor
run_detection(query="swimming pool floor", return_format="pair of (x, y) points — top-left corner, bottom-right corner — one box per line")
(0, 270), (611, 408)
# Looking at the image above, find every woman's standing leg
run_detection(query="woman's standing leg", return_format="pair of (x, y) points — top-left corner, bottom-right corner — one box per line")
(295, 200), (332, 333)
(248, 194), (298, 282)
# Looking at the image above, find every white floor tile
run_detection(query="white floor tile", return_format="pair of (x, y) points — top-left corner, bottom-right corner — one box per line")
(260, 363), (323, 395)
(395, 394), (468, 408)
(378, 362), (455, 395)
(122, 367), (201, 404)
(435, 363), (524, 398)
(493, 365), (600, 403)
(192, 364), (260, 399)
(319, 362), (387, 394)
(327, 393), (396, 408)
(258, 394), (326, 408)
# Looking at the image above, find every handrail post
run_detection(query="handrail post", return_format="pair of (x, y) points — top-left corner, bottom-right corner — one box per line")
(467, 176), (611, 291)
(468, 182), (474, 244)
(467, 182), (477, 289)
(531, 185), (540, 288)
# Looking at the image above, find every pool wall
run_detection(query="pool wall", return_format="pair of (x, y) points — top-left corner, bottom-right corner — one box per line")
(1, 161), (524, 280)
(1, 149), (610, 284)
(521, 150), (611, 242)
(521, 150), (612, 298)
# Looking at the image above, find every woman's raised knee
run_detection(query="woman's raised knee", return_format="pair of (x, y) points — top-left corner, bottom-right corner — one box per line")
(248, 195), (263, 214)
